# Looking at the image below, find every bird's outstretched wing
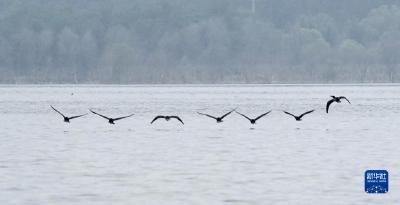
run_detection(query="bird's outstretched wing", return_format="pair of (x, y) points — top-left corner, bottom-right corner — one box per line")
(90, 110), (111, 120)
(69, 113), (88, 120)
(326, 99), (335, 113)
(299, 110), (315, 118)
(171, 116), (184, 124)
(114, 114), (134, 121)
(51, 106), (65, 118)
(235, 111), (252, 121)
(220, 110), (235, 119)
(151, 116), (164, 124)
(254, 110), (272, 121)
(197, 112), (218, 120)
(339, 96), (351, 104)
(283, 111), (296, 119)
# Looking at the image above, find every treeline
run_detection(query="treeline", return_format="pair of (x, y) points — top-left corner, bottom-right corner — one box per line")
(0, 0), (399, 83)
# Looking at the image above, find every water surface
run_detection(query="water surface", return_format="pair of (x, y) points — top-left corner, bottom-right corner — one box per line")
(0, 85), (399, 204)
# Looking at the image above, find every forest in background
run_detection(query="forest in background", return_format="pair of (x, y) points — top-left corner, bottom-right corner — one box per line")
(0, 0), (400, 83)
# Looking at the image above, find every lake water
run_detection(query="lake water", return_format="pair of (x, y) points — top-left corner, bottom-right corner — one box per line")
(1, 85), (399, 204)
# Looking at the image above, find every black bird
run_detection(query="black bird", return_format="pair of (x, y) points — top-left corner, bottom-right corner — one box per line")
(90, 109), (134, 124)
(51, 106), (87, 123)
(283, 110), (315, 121)
(235, 110), (272, 124)
(151, 115), (184, 124)
(197, 109), (236, 123)
(326, 96), (351, 113)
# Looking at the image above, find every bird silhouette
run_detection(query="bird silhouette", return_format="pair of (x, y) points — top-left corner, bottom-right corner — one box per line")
(151, 115), (184, 124)
(326, 96), (351, 113)
(90, 109), (134, 124)
(197, 109), (236, 123)
(235, 110), (271, 124)
(51, 106), (87, 123)
(283, 110), (314, 121)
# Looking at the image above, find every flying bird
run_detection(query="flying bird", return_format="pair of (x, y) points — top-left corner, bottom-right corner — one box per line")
(283, 110), (314, 121)
(51, 106), (87, 123)
(235, 110), (272, 124)
(197, 109), (236, 123)
(150, 115), (184, 124)
(90, 109), (134, 124)
(326, 96), (351, 113)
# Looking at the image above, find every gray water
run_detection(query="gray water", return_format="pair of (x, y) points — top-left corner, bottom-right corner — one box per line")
(1, 85), (399, 204)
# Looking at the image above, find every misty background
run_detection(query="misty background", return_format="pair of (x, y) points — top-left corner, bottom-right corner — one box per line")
(0, 0), (399, 84)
